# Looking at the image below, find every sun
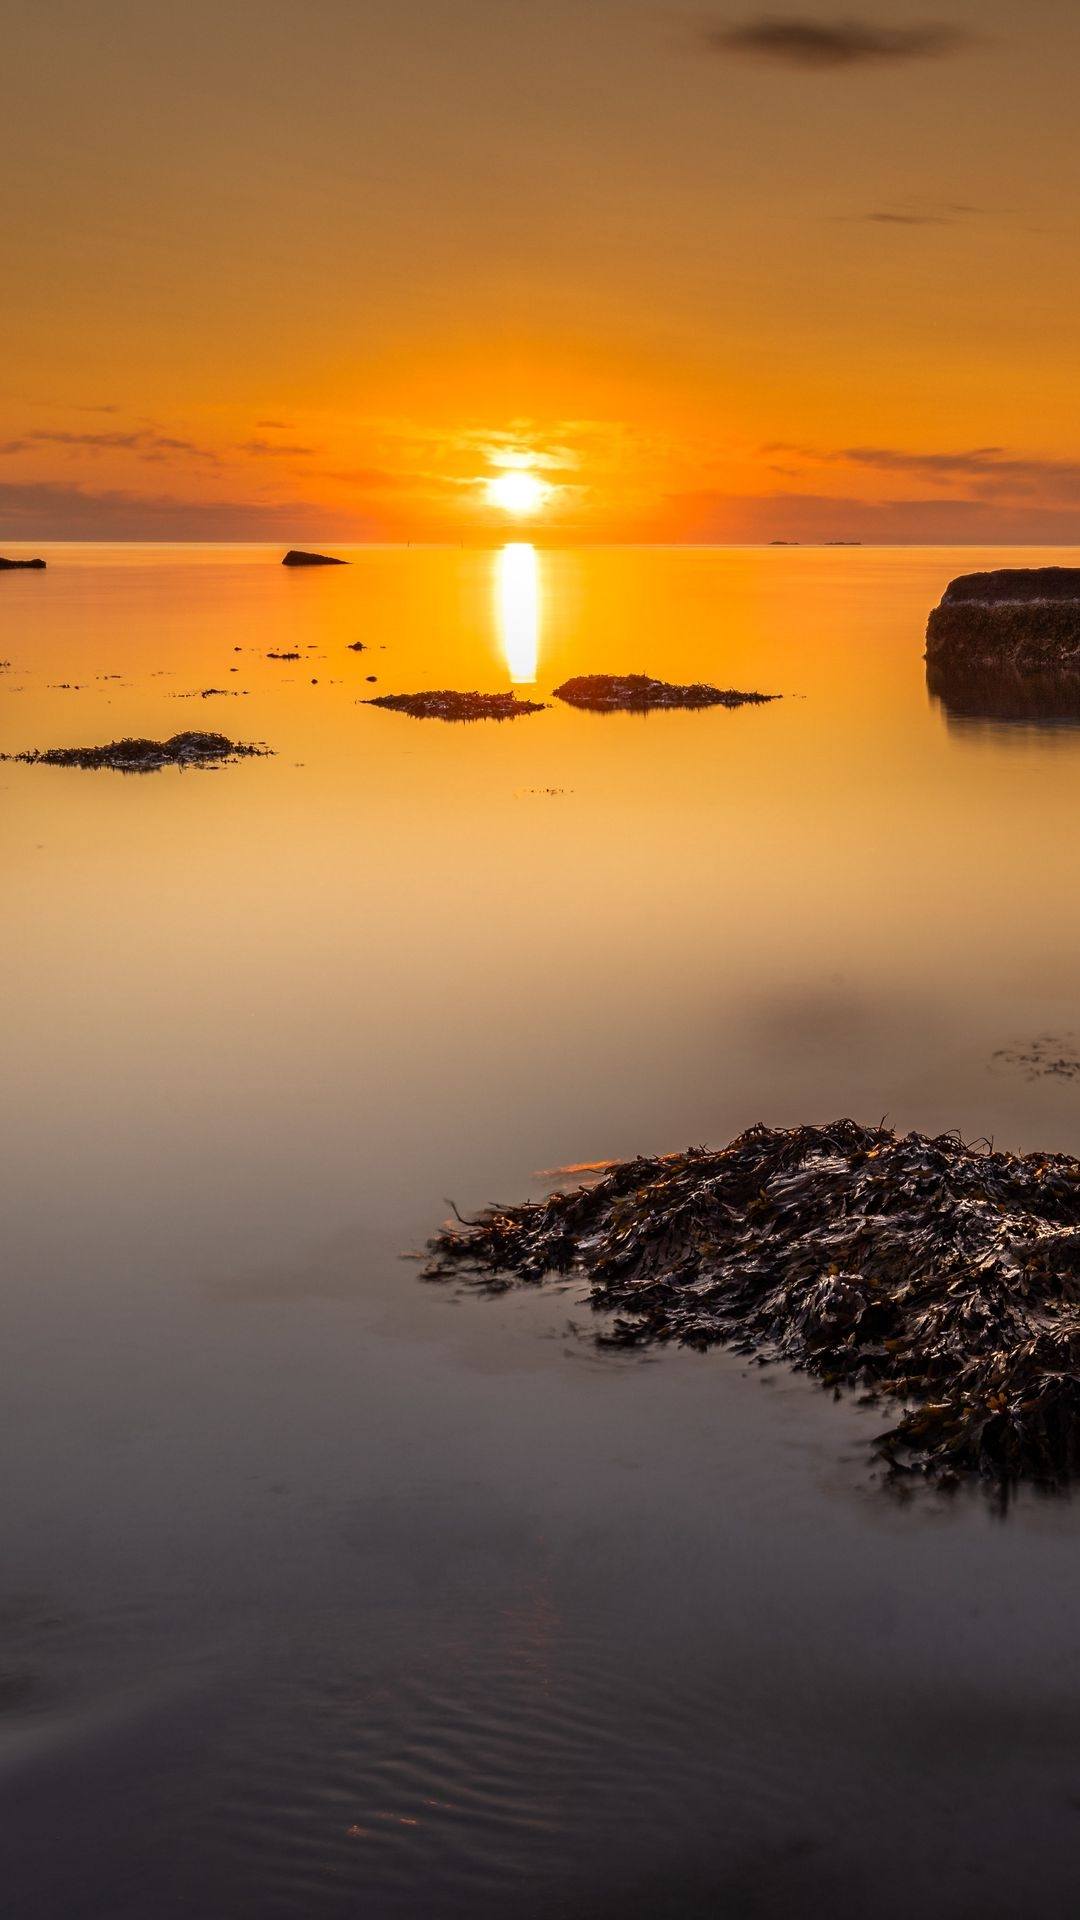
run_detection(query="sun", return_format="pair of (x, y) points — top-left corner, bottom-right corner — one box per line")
(485, 470), (548, 515)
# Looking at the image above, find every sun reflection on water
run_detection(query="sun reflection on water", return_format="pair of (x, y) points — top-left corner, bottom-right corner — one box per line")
(496, 542), (540, 684)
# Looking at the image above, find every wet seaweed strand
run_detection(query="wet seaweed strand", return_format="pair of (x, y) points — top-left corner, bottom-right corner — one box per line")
(424, 1120), (1080, 1490)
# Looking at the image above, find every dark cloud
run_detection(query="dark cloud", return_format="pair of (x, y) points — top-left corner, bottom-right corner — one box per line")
(0, 427), (221, 462)
(0, 480), (363, 541)
(839, 445), (1080, 498)
(867, 211), (951, 224)
(762, 443), (1080, 503)
(670, 487), (1080, 543)
(856, 200), (981, 225)
(239, 438), (317, 458)
(705, 15), (975, 68)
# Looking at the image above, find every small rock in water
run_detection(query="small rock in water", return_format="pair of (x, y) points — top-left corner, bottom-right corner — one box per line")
(0, 556), (46, 571)
(553, 674), (778, 711)
(0, 732), (271, 772)
(281, 549), (346, 567)
(425, 1119), (1080, 1492)
(366, 689), (547, 721)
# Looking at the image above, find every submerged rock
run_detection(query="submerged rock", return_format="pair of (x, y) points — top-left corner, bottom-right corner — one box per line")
(0, 556), (45, 570)
(1, 731), (271, 772)
(926, 568), (1080, 671)
(366, 689), (547, 721)
(553, 674), (778, 712)
(281, 549), (346, 567)
(425, 1119), (1080, 1491)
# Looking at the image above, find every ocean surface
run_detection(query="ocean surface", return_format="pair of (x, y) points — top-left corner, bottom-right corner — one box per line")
(4, 543), (1080, 1918)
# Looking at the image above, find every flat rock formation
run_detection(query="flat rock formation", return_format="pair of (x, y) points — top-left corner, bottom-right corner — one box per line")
(0, 556), (46, 570)
(926, 567), (1080, 670)
(281, 549), (346, 567)
(1, 731), (270, 772)
(553, 674), (778, 712)
(366, 689), (546, 721)
(426, 1119), (1080, 1490)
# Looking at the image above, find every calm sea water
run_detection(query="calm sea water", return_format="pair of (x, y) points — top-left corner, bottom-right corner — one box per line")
(4, 544), (1080, 1918)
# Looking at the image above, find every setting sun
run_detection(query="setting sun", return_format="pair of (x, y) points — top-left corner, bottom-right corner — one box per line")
(485, 470), (548, 516)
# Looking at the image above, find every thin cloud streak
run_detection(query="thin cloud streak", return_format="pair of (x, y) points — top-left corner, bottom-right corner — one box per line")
(705, 15), (977, 68)
(761, 442), (1080, 504)
(0, 427), (221, 462)
(0, 480), (364, 541)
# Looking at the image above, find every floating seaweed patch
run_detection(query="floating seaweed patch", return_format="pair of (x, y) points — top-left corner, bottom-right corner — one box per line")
(0, 732), (272, 772)
(365, 690), (547, 721)
(171, 687), (249, 699)
(267, 651), (301, 661)
(993, 1036), (1080, 1082)
(425, 1119), (1080, 1491)
(553, 674), (779, 712)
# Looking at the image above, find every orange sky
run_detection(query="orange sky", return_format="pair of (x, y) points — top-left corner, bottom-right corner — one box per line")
(5, 0), (1080, 541)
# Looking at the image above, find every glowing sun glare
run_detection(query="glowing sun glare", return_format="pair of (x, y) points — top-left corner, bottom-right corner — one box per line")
(486, 470), (547, 515)
(497, 543), (540, 683)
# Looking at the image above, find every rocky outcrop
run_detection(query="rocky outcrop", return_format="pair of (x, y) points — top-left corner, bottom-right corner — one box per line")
(926, 568), (1080, 670)
(0, 556), (46, 570)
(281, 549), (346, 567)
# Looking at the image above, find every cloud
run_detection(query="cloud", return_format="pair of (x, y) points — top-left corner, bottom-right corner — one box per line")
(862, 201), (979, 225)
(769, 443), (1080, 501)
(668, 488), (1080, 544)
(0, 427), (221, 463)
(238, 438), (317, 458)
(705, 15), (975, 68)
(0, 480), (366, 541)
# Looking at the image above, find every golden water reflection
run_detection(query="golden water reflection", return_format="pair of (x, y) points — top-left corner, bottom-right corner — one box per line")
(496, 542), (540, 683)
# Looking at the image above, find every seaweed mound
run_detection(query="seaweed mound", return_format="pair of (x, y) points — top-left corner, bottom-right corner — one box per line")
(366, 690), (547, 721)
(281, 549), (345, 567)
(553, 675), (778, 711)
(2, 731), (270, 772)
(926, 568), (1080, 671)
(425, 1120), (1080, 1489)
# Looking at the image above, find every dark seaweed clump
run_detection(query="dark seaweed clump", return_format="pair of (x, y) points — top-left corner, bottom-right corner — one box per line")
(553, 674), (778, 711)
(1, 731), (271, 772)
(366, 690), (547, 721)
(425, 1120), (1080, 1490)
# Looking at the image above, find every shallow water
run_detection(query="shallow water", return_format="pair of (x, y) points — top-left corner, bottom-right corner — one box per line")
(4, 543), (1080, 1917)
